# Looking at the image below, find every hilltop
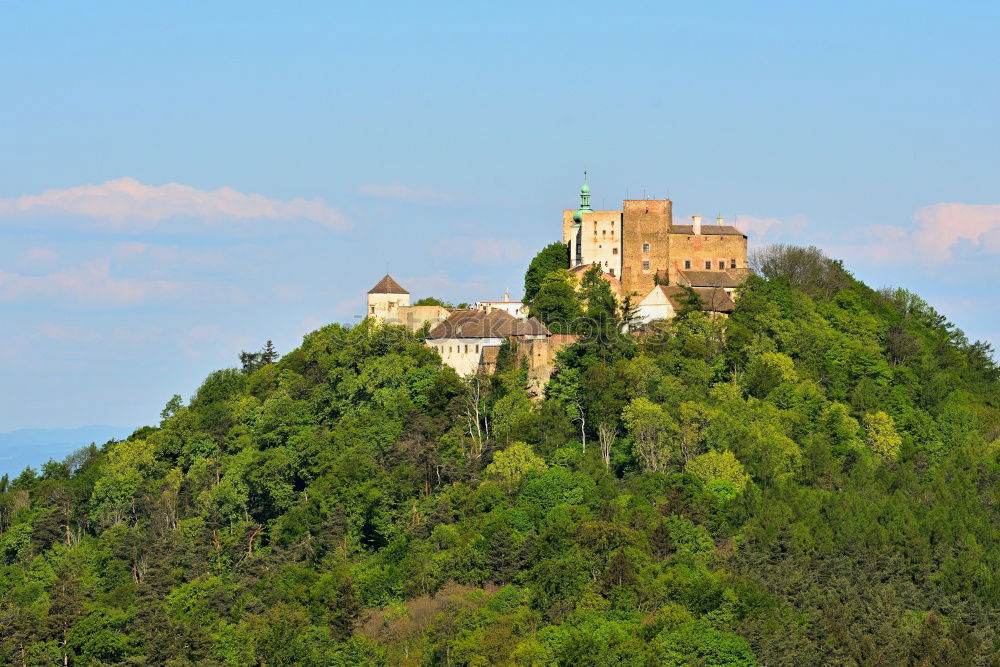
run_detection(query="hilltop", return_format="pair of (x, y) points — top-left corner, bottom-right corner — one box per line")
(1, 246), (998, 665)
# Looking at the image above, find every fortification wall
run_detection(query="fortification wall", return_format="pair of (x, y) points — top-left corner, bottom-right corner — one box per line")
(515, 334), (579, 398)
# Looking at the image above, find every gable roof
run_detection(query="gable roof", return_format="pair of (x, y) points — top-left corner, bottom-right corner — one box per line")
(639, 284), (673, 306)
(645, 285), (737, 314)
(368, 274), (409, 295)
(568, 263), (623, 296)
(669, 225), (745, 237)
(677, 269), (744, 289)
(427, 309), (550, 339)
(691, 287), (736, 313)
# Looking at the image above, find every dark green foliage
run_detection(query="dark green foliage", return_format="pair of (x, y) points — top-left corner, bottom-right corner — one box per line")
(2, 248), (999, 665)
(530, 270), (582, 333)
(238, 339), (279, 374)
(414, 296), (470, 308)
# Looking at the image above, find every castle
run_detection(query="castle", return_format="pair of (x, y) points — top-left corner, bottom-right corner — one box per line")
(367, 180), (750, 381)
(562, 180), (749, 308)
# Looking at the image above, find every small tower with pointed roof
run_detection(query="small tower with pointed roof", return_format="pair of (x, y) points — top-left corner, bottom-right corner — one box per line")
(367, 274), (411, 322)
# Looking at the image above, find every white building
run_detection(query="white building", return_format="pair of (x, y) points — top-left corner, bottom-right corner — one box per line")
(475, 291), (528, 320)
(634, 285), (736, 324)
(367, 274), (450, 332)
(426, 310), (549, 376)
(367, 274), (410, 319)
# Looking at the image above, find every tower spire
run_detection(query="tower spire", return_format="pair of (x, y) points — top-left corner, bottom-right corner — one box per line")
(572, 172), (593, 224)
(579, 171), (592, 212)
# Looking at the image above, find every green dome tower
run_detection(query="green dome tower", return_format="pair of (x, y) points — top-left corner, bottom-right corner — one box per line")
(572, 172), (593, 224)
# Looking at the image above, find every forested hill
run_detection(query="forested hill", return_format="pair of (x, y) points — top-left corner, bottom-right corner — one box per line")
(2, 248), (999, 666)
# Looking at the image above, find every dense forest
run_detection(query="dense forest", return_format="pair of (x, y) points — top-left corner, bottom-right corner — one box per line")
(2, 245), (999, 665)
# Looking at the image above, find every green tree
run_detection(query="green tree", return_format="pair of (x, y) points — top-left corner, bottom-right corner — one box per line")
(414, 296), (449, 306)
(863, 410), (902, 462)
(622, 397), (677, 472)
(484, 442), (546, 495)
(523, 241), (570, 305)
(530, 270), (582, 334)
(685, 450), (749, 500)
(743, 352), (797, 397)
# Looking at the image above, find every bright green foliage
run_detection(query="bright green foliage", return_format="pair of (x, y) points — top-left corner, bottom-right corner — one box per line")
(524, 241), (570, 304)
(685, 450), (749, 499)
(864, 410), (903, 462)
(2, 247), (1000, 665)
(623, 397), (677, 472)
(413, 296), (447, 306)
(484, 442), (546, 494)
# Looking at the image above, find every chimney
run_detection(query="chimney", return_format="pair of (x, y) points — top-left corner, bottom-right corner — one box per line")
(692, 215), (702, 235)
(716, 216), (724, 226)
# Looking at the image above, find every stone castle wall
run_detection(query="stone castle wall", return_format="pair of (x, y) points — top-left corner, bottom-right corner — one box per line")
(620, 199), (672, 295)
(666, 233), (749, 285)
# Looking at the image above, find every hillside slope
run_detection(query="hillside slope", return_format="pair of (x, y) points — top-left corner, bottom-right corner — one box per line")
(2, 253), (999, 665)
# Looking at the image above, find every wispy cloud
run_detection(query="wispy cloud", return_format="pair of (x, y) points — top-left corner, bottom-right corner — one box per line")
(0, 259), (186, 305)
(14, 247), (59, 270)
(430, 236), (528, 264)
(174, 324), (253, 360)
(733, 214), (808, 246)
(830, 203), (1000, 265)
(0, 177), (351, 231)
(36, 323), (101, 344)
(358, 183), (453, 204)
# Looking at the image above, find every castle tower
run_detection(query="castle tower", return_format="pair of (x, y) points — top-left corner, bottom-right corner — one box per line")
(367, 274), (410, 321)
(620, 198), (672, 295)
(562, 177), (623, 277)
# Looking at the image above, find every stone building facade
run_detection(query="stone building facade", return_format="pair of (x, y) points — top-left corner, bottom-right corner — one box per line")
(367, 275), (450, 332)
(562, 182), (749, 298)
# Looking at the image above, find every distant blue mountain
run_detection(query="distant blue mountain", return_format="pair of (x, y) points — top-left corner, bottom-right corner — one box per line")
(0, 425), (133, 479)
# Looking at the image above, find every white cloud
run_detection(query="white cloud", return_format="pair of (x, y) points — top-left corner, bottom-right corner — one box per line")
(358, 183), (453, 204)
(0, 177), (351, 230)
(829, 203), (1000, 265)
(910, 203), (1000, 261)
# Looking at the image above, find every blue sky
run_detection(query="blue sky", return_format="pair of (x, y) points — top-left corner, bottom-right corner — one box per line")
(1, 0), (999, 436)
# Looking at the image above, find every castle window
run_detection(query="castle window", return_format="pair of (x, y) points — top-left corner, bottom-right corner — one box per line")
(718, 260), (725, 270)
(642, 243), (650, 253)
(642, 260), (650, 270)
(705, 261), (711, 270)
(475, 345), (479, 353)
(370, 305), (375, 313)
(609, 268), (615, 276)
(730, 258), (737, 269)
(684, 260), (691, 269)
(464, 344), (468, 354)
(612, 247), (618, 255)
